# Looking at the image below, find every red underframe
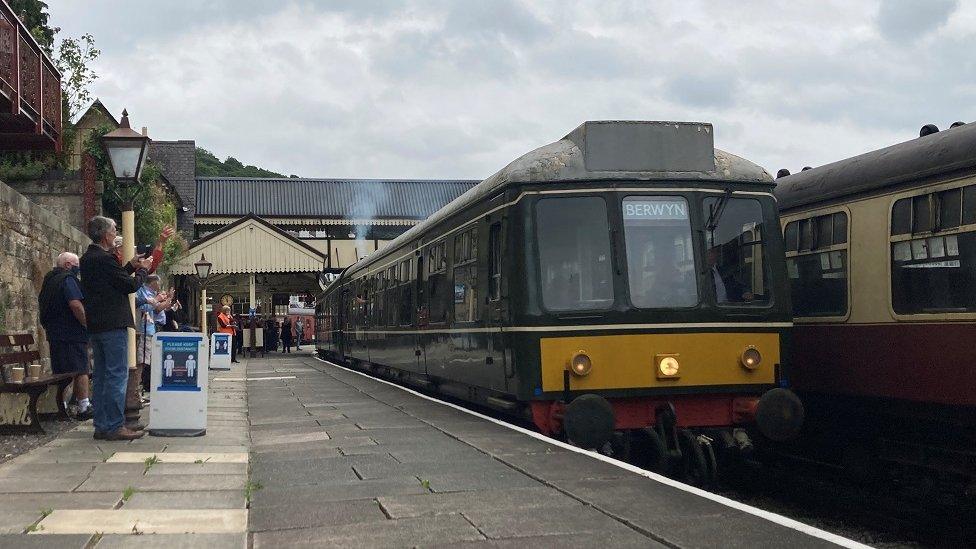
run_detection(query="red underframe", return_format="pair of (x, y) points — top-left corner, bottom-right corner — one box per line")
(530, 395), (760, 436)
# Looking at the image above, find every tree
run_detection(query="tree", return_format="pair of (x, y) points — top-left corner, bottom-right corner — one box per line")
(195, 147), (289, 178)
(9, 0), (56, 54)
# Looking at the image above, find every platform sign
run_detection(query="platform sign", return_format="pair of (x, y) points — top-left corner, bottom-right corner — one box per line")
(210, 333), (232, 371)
(149, 332), (208, 437)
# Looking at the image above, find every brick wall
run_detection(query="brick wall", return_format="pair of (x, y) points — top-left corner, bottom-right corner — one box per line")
(0, 178), (91, 367)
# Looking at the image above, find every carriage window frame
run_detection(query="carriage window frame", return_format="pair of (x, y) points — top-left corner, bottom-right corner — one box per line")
(488, 222), (502, 302)
(783, 210), (850, 319)
(889, 184), (976, 316)
(453, 227), (480, 323)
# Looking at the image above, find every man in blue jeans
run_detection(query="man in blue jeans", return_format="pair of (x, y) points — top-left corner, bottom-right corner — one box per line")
(80, 216), (152, 441)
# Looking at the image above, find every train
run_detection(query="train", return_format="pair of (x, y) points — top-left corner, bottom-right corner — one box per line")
(316, 120), (804, 483)
(774, 121), (976, 491)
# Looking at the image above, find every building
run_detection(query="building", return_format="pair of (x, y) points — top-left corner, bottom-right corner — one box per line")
(169, 177), (477, 324)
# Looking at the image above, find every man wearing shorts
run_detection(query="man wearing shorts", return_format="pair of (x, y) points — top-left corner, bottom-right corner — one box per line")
(39, 252), (91, 419)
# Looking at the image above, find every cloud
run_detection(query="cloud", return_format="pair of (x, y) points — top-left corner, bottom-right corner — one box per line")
(46, 0), (975, 180)
(876, 0), (959, 43)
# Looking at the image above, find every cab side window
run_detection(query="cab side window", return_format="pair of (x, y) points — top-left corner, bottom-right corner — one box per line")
(783, 211), (848, 317)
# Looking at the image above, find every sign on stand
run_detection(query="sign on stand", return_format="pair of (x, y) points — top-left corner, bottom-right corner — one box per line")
(148, 332), (208, 437)
(211, 333), (232, 371)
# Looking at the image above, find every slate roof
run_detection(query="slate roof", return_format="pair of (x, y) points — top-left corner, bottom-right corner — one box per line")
(149, 140), (197, 231)
(195, 178), (478, 219)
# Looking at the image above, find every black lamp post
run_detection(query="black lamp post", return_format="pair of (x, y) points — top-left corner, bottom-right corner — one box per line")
(194, 254), (213, 333)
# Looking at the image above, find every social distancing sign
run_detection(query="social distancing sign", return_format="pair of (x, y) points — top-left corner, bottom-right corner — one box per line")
(149, 333), (208, 437)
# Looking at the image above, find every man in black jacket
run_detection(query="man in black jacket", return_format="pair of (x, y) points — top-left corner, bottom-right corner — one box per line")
(80, 216), (152, 441)
(38, 252), (91, 419)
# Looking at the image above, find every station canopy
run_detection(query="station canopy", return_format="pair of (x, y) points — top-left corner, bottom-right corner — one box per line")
(171, 214), (325, 275)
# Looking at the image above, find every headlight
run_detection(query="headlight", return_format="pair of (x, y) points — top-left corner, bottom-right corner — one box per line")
(657, 355), (680, 378)
(741, 347), (761, 370)
(569, 351), (592, 376)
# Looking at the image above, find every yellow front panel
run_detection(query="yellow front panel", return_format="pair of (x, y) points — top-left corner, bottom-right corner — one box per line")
(540, 332), (780, 392)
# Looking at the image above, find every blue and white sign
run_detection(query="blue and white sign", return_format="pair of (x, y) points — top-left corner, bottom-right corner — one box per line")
(210, 332), (232, 371)
(149, 332), (208, 437)
(623, 199), (689, 220)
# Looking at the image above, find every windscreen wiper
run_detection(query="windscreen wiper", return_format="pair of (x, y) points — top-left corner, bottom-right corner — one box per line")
(705, 189), (733, 232)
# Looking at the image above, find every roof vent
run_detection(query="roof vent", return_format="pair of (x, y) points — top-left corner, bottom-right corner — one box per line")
(801, 166), (812, 171)
(776, 169), (791, 178)
(950, 121), (966, 128)
(919, 124), (940, 137)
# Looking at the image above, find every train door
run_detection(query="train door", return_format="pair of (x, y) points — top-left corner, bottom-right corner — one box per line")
(485, 211), (511, 391)
(414, 252), (426, 375)
(337, 288), (349, 358)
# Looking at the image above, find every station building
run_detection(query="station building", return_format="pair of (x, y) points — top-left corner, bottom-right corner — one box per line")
(169, 177), (476, 326)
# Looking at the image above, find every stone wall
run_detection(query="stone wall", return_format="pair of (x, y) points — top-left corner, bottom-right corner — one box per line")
(0, 178), (91, 367)
(6, 169), (103, 234)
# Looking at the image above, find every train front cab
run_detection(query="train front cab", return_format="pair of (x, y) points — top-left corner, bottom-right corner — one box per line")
(508, 184), (803, 477)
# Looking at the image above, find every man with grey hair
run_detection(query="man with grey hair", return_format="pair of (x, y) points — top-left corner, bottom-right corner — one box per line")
(80, 216), (152, 441)
(38, 251), (91, 419)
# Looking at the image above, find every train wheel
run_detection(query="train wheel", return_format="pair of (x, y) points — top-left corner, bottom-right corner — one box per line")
(678, 429), (710, 486)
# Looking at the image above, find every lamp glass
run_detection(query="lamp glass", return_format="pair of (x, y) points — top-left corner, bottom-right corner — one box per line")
(195, 261), (212, 280)
(105, 144), (139, 179)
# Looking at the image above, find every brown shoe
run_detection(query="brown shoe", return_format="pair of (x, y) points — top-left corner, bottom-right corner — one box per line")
(93, 431), (107, 440)
(102, 427), (145, 441)
(125, 423), (146, 431)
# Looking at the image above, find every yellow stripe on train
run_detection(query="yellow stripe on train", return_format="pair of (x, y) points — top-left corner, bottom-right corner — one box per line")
(540, 332), (780, 392)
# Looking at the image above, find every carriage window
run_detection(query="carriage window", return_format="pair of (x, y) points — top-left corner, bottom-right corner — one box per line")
(938, 188), (962, 230)
(785, 211), (848, 317)
(536, 197), (614, 311)
(425, 241), (449, 323)
(622, 196), (697, 308)
(783, 221), (799, 252)
(891, 198), (912, 235)
(913, 195), (933, 233)
(703, 197), (770, 305)
(963, 185), (976, 226)
(453, 228), (479, 322)
(488, 223), (502, 301)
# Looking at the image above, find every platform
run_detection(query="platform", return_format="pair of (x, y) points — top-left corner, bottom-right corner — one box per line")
(0, 352), (866, 548)
(247, 354), (862, 548)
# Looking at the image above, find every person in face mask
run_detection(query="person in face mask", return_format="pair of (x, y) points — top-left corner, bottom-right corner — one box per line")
(38, 252), (92, 419)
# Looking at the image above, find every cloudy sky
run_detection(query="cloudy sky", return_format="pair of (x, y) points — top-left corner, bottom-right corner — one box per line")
(48, 0), (973, 180)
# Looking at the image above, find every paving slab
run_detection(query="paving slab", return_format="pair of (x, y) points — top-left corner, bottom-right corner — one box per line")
(0, 534), (91, 548)
(147, 462), (247, 476)
(431, 531), (665, 548)
(75, 473), (246, 492)
(377, 486), (582, 518)
(123, 491), (245, 509)
(0, 509), (44, 533)
(35, 509), (247, 535)
(463, 506), (639, 540)
(107, 452), (248, 463)
(249, 478), (429, 508)
(0, 492), (120, 511)
(249, 499), (386, 532)
(251, 514), (484, 548)
(94, 532), (246, 549)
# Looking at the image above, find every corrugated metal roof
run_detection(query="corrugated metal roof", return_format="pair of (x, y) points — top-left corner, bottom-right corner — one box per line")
(195, 178), (478, 219)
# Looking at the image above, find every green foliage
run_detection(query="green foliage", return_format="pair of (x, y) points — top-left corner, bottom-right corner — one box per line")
(55, 33), (100, 124)
(85, 125), (185, 253)
(0, 151), (54, 182)
(244, 480), (263, 505)
(196, 147), (287, 178)
(143, 454), (159, 474)
(9, 0), (56, 54)
(121, 486), (136, 502)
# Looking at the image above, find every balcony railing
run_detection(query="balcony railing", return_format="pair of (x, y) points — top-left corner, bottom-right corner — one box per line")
(0, 0), (62, 151)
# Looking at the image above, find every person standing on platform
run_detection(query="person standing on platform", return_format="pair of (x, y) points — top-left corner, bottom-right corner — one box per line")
(294, 316), (302, 351)
(38, 252), (91, 420)
(136, 276), (172, 392)
(216, 306), (239, 363)
(81, 216), (150, 441)
(281, 316), (293, 353)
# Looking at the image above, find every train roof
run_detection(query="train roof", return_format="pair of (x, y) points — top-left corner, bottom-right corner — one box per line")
(774, 122), (976, 211)
(342, 120), (773, 278)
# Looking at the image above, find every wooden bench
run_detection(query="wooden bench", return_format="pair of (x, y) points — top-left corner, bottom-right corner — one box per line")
(0, 333), (74, 434)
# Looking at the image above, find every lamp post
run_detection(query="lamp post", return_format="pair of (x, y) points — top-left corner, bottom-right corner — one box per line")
(195, 254), (213, 335)
(100, 109), (151, 370)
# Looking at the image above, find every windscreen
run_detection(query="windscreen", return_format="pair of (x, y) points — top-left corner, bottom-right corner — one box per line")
(536, 196), (614, 311)
(622, 196), (698, 308)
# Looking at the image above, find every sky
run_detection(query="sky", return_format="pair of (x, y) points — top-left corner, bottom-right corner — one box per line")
(47, 0), (975, 180)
